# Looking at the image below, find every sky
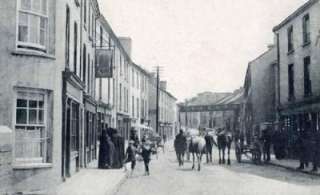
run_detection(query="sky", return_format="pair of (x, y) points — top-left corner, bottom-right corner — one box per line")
(97, 0), (308, 101)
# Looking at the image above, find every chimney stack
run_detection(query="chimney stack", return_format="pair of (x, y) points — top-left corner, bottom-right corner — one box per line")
(119, 37), (132, 58)
(160, 81), (167, 91)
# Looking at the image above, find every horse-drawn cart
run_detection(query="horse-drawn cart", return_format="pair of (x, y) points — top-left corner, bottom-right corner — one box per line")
(235, 139), (261, 164)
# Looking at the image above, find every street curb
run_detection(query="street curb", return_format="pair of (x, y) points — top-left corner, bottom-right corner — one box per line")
(241, 155), (320, 177)
(266, 162), (320, 177)
(107, 171), (129, 195)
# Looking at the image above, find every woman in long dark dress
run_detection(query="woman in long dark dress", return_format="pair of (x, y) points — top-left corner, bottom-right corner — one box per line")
(98, 130), (108, 169)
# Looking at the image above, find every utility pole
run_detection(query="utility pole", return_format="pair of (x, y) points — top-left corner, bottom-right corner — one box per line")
(156, 66), (160, 135)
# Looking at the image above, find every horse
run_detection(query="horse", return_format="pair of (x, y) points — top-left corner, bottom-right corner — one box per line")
(189, 136), (206, 171)
(217, 130), (233, 165)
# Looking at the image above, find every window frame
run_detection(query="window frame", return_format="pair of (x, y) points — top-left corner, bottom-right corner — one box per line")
(302, 14), (311, 45)
(16, 0), (49, 52)
(287, 25), (294, 53)
(288, 64), (295, 101)
(13, 88), (51, 166)
(303, 56), (312, 96)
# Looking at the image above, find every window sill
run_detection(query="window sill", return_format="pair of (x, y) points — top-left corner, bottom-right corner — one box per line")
(13, 163), (52, 170)
(302, 41), (311, 48)
(287, 50), (295, 56)
(12, 50), (55, 60)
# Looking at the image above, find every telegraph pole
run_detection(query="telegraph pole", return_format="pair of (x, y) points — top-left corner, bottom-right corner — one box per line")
(156, 66), (160, 135)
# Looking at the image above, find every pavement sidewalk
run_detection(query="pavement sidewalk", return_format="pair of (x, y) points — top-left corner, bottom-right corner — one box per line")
(54, 161), (128, 195)
(267, 155), (320, 176)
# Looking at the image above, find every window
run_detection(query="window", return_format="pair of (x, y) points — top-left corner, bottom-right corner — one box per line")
(87, 54), (90, 92)
(304, 57), (312, 96)
(88, 4), (91, 37)
(137, 98), (140, 118)
(288, 64), (295, 100)
(18, 0), (48, 51)
(303, 14), (310, 45)
(15, 89), (51, 164)
(73, 22), (78, 74)
(132, 69), (135, 87)
(65, 5), (70, 67)
(126, 89), (129, 112)
(141, 99), (144, 118)
(69, 100), (79, 152)
(84, 0), (87, 26)
(91, 13), (94, 38)
(136, 72), (139, 89)
(82, 44), (86, 82)
(287, 25), (294, 52)
(132, 96), (135, 117)
(119, 84), (122, 111)
(100, 26), (103, 47)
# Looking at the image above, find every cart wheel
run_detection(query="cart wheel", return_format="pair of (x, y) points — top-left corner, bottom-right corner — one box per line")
(235, 145), (242, 163)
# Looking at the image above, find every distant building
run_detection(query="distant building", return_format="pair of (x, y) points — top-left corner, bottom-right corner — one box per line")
(149, 78), (177, 139)
(273, 0), (320, 157)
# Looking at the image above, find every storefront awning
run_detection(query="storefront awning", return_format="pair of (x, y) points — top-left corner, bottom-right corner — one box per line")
(280, 102), (320, 116)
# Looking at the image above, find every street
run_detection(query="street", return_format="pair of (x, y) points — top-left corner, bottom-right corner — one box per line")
(116, 144), (320, 195)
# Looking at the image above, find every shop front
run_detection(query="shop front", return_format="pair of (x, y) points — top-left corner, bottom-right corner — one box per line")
(279, 100), (320, 158)
(116, 113), (130, 140)
(62, 71), (84, 179)
(84, 95), (97, 166)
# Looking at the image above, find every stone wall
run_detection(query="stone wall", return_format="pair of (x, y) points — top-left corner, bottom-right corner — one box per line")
(0, 126), (13, 194)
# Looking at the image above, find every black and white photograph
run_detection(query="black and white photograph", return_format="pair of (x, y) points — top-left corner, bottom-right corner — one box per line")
(1, 0), (320, 194)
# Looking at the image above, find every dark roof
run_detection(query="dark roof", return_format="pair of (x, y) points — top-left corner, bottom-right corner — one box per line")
(273, 0), (319, 32)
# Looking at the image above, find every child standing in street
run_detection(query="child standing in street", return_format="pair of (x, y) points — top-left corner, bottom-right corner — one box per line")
(141, 140), (155, 176)
(124, 140), (137, 176)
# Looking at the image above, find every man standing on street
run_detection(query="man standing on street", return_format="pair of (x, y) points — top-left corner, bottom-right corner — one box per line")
(204, 131), (216, 163)
(174, 130), (187, 166)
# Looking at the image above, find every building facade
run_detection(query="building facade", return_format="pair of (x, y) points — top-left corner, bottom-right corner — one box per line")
(149, 78), (177, 139)
(241, 46), (277, 141)
(130, 63), (150, 140)
(273, 0), (320, 157)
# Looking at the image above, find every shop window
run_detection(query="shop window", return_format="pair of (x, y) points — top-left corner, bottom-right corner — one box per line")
(15, 89), (51, 164)
(70, 102), (79, 151)
(17, 0), (48, 52)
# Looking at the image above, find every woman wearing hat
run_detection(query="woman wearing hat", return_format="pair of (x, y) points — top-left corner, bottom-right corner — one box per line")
(141, 140), (155, 175)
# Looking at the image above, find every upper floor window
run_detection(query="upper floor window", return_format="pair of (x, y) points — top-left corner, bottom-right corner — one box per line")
(302, 14), (311, 45)
(287, 25), (294, 53)
(73, 22), (78, 74)
(288, 64), (295, 100)
(84, 0), (87, 26)
(304, 56), (312, 96)
(132, 69), (135, 87)
(65, 5), (70, 67)
(18, 0), (48, 52)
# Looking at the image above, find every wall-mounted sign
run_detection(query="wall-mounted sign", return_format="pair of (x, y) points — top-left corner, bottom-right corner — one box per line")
(95, 49), (113, 78)
(179, 104), (240, 113)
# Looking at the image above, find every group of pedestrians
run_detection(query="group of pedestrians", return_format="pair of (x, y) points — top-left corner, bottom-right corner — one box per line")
(296, 124), (320, 172)
(253, 124), (320, 172)
(98, 126), (125, 169)
(123, 129), (157, 176)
